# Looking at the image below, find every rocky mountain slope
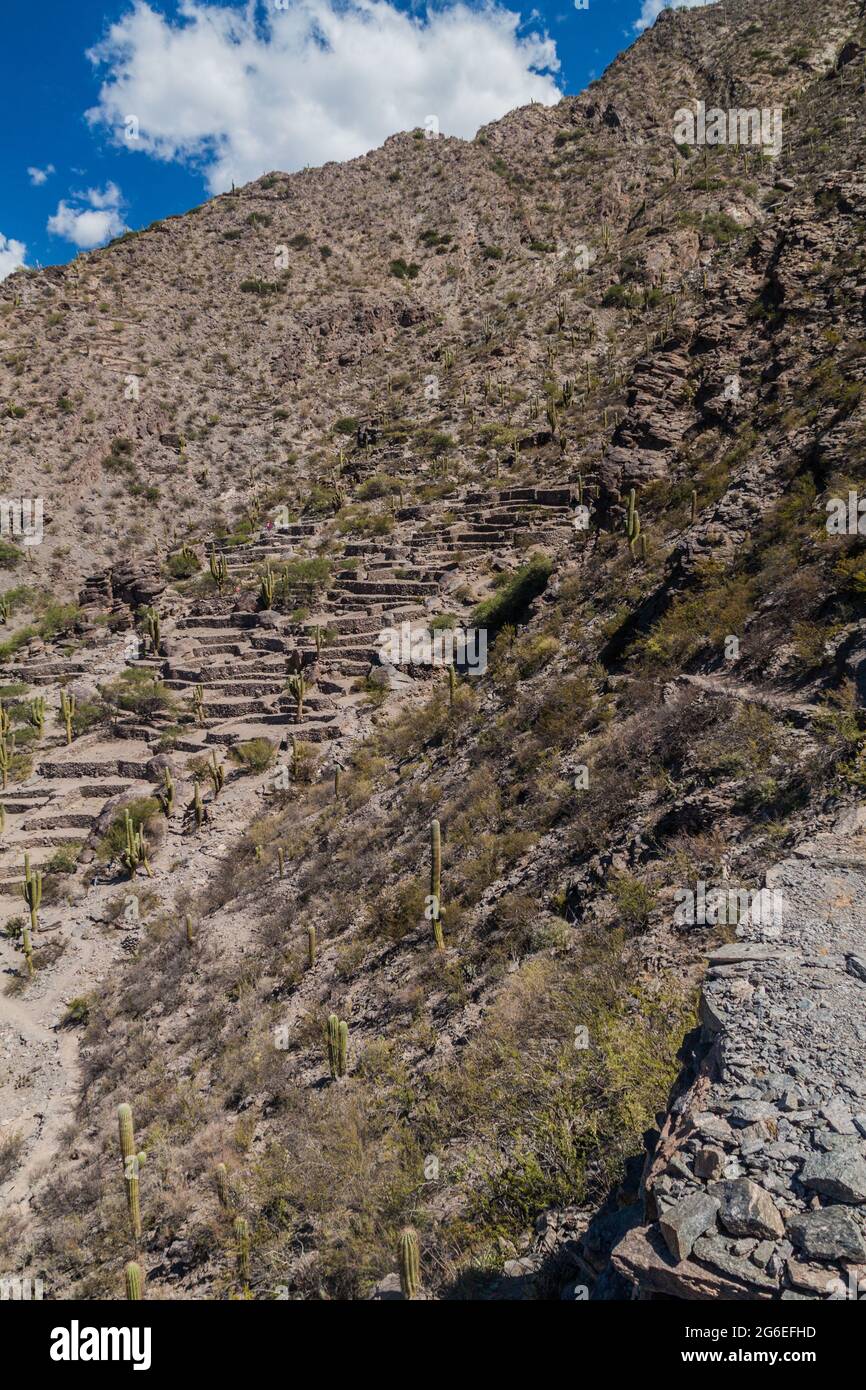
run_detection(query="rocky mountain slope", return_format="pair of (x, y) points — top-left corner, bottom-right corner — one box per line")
(1, 0), (866, 1300)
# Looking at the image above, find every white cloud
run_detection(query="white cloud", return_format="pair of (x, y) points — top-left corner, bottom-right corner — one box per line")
(47, 182), (128, 248)
(27, 164), (56, 186)
(634, 0), (714, 32)
(85, 0), (561, 193)
(0, 234), (27, 281)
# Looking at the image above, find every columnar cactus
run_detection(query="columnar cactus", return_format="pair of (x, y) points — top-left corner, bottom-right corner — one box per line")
(287, 673), (306, 721)
(0, 701), (11, 740)
(124, 1262), (144, 1300)
(327, 1013), (348, 1078)
(0, 736), (11, 790)
(192, 779), (205, 830)
(312, 625), (325, 655)
(334, 763), (342, 800)
(208, 751), (225, 798)
(430, 819), (444, 950)
(158, 767), (174, 816)
(27, 696), (45, 737)
(117, 1102), (146, 1241)
(399, 1227), (420, 1300)
(234, 1216), (250, 1289)
(192, 684), (206, 726)
(0, 802), (5, 837)
(307, 925), (317, 968)
(691, 488), (698, 524)
(258, 566), (276, 609)
(185, 914), (195, 946)
(209, 546), (228, 594)
(447, 663), (456, 710)
(121, 808), (152, 878)
(60, 689), (76, 745)
(143, 606), (161, 655)
(625, 488), (641, 554)
(20, 851), (41, 978)
(277, 846), (284, 879)
(214, 1162), (230, 1209)
(561, 377), (573, 407)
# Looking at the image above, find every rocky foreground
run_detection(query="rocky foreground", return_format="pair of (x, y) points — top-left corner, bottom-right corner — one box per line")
(611, 806), (866, 1300)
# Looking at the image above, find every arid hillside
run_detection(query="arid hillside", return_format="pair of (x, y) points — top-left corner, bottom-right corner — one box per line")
(2, 0), (866, 1301)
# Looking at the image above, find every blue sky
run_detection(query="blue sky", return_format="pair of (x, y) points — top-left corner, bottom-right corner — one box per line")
(0, 0), (708, 277)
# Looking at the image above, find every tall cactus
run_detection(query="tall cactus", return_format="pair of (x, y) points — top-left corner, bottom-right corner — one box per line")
(399, 1227), (421, 1300)
(277, 846), (285, 880)
(307, 925), (317, 968)
(625, 487), (641, 554)
(20, 851), (41, 978)
(157, 767), (174, 817)
(327, 1013), (348, 1079)
(234, 1216), (251, 1290)
(209, 546), (228, 595)
(185, 913), (195, 946)
(208, 751), (225, 798)
(287, 673), (306, 721)
(27, 696), (46, 737)
(192, 683), (206, 726)
(214, 1162), (231, 1209)
(0, 736), (11, 790)
(192, 778), (205, 830)
(143, 606), (161, 655)
(430, 819), (444, 950)
(118, 1102), (146, 1241)
(258, 566), (276, 609)
(691, 488), (698, 525)
(0, 700), (11, 740)
(121, 808), (152, 878)
(0, 802), (5, 837)
(124, 1262), (144, 1300)
(60, 689), (76, 745)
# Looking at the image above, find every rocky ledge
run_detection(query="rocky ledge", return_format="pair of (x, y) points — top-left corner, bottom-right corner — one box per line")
(611, 805), (866, 1301)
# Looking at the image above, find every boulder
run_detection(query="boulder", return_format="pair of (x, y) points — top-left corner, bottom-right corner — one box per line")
(800, 1153), (866, 1204)
(658, 1190), (720, 1262)
(712, 1178), (785, 1240)
(787, 1206), (866, 1262)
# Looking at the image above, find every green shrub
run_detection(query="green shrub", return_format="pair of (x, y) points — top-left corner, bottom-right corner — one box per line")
(101, 669), (176, 720)
(472, 555), (554, 631)
(390, 258), (420, 280)
(609, 872), (656, 933)
(229, 738), (276, 774)
(0, 540), (22, 569)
